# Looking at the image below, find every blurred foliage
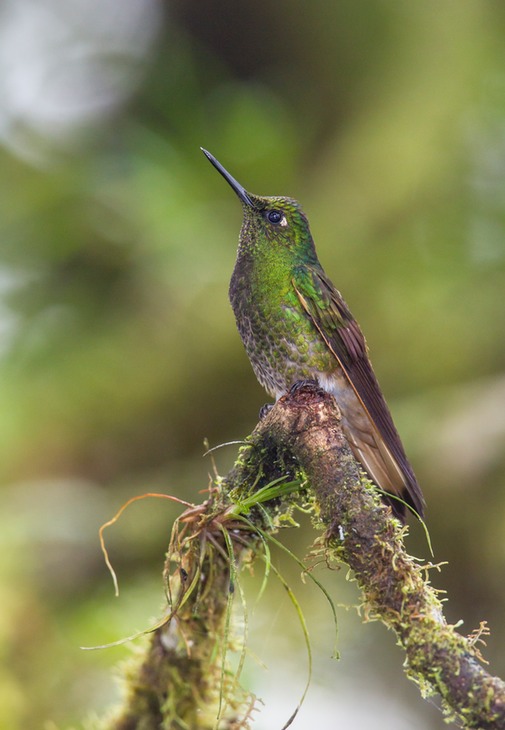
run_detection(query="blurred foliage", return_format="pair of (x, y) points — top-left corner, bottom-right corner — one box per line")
(1, 1), (505, 728)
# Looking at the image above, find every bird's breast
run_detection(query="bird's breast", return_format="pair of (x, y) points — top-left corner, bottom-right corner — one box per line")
(229, 264), (334, 397)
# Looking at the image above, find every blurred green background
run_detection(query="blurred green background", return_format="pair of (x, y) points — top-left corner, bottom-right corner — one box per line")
(1, 1), (505, 728)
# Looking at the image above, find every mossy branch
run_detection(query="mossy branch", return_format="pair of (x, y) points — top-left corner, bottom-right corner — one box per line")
(104, 383), (505, 730)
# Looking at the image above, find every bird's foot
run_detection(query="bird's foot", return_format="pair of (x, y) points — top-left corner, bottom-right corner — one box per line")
(259, 403), (274, 420)
(287, 379), (327, 405)
(289, 378), (320, 395)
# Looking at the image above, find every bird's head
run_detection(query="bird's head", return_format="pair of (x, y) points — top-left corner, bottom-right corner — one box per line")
(202, 148), (317, 262)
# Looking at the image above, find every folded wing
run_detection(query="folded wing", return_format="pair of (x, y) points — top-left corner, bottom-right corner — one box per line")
(293, 265), (424, 520)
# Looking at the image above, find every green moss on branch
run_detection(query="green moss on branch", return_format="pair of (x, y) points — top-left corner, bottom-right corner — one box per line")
(105, 383), (505, 729)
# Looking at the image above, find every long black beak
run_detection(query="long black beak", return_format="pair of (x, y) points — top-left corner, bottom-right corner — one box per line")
(201, 148), (255, 207)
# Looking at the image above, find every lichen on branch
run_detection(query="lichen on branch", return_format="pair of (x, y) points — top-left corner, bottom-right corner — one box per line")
(104, 383), (505, 730)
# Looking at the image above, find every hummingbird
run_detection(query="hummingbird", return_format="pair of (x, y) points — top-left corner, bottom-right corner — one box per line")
(201, 148), (424, 521)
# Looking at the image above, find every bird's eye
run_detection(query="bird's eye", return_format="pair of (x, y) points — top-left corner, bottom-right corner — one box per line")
(267, 209), (283, 224)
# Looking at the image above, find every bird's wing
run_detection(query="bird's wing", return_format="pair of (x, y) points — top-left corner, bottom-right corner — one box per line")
(292, 265), (424, 518)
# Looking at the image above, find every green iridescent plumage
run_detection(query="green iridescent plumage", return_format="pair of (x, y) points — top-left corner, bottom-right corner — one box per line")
(202, 149), (424, 521)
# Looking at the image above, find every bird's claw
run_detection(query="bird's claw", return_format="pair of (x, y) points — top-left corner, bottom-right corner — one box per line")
(289, 379), (320, 395)
(259, 403), (274, 420)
